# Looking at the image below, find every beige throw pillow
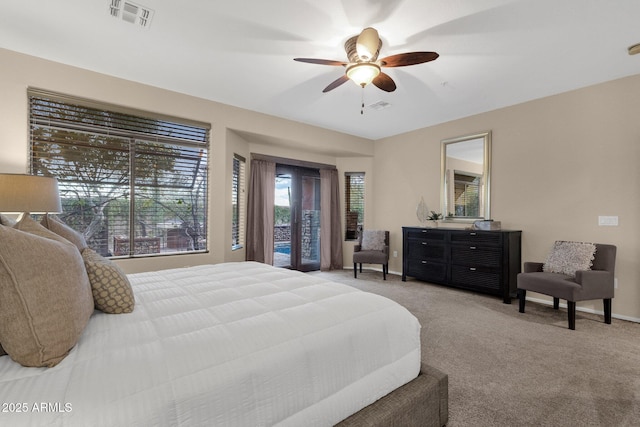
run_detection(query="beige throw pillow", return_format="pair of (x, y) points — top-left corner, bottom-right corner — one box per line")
(0, 225), (94, 367)
(82, 248), (135, 314)
(14, 214), (72, 245)
(41, 214), (88, 251)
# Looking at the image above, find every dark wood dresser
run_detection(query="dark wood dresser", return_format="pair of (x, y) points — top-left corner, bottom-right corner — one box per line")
(402, 227), (522, 303)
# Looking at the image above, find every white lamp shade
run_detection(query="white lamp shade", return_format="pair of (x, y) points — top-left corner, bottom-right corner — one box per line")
(0, 174), (62, 214)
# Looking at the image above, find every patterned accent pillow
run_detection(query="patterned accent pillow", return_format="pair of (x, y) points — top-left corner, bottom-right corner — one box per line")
(361, 230), (386, 251)
(82, 248), (135, 314)
(543, 241), (597, 277)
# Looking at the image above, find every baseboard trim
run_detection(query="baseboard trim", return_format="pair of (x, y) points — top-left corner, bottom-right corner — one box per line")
(346, 267), (640, 324)
(526, 296), (640, 324)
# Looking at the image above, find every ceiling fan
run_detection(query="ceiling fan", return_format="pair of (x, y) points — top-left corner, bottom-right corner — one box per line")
(294, 27), (439, 93)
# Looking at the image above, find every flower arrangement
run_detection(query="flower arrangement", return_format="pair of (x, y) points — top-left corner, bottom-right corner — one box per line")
(427, 211), (443, 221)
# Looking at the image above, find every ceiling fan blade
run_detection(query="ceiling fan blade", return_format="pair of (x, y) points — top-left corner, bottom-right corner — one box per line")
(372, 72), (396, 92)
(380, 52), (439, 67)
(323, 75), (350, 93)
(294, 58), (347, 66)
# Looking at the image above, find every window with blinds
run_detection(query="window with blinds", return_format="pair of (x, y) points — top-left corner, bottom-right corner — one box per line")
(454, 171), (480, 217)
(232, 154), (246, 249)
(344, 172), (365, 240)
(29, 89), (210, 258)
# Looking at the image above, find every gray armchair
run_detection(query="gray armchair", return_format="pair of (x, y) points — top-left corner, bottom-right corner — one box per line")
(517, 243), (616, 330)
(353, 230), (389, 280)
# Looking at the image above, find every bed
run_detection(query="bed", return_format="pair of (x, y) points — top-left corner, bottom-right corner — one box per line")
(0, 218), (447, 426)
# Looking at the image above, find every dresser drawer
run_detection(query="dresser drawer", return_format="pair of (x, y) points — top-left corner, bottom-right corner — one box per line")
(406, 260), (447, 283)
(450, 245), (501, 268)
(450, 231), (502, 246)
(407, 239), (446, 261)
(450, 265), (501, 292)
(405, 228), (447, 242)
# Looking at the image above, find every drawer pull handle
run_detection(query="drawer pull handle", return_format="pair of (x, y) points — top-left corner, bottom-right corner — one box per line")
(469, 267), (477, 271)
(470, 246), (476, 250)
(469, 232), (477, 236)
(421, 242), (428, 245)
(421, 261), (428, 264)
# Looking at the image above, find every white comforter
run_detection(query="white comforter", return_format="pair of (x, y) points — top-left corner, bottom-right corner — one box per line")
(0, 262), (420, 426)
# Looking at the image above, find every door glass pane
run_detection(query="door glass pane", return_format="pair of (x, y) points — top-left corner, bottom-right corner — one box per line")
(274, 172), (292, 267)
(300, 174), (321, 269)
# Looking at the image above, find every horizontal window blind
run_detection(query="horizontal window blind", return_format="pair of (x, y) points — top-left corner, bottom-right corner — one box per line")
(29, 89), (210, 258)
(232, 154), (246, 249)
(344, 172), (365, 240)
(454, 171), (480, 217)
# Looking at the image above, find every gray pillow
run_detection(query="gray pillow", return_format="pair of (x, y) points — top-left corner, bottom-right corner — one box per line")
(543, 241), (596, 277)
(0, 214), (17, 226)
(361, 230), (386, 251)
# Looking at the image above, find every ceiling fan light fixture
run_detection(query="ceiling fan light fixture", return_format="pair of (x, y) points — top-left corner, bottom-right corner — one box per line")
(346, 63), (381, 87)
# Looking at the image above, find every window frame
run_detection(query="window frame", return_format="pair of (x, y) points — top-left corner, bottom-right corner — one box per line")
(28, 88), (210, 258)
(232, 153), (246, 250)
(344, 172), (365, 241)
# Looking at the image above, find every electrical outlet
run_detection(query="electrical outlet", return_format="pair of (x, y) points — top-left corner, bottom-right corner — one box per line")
(393, 250), (398, 258)
(598, 216), (619, 226)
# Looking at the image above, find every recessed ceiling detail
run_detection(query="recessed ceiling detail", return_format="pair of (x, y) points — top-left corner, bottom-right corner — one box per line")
(109, 0), (154, 28)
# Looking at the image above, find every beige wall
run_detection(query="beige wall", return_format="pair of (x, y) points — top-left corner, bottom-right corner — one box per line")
(374, 74), (640, 321)
(2, 47), (638, 321)
(0, 48), (372, 273)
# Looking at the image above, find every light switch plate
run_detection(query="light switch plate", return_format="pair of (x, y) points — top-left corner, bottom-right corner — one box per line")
(598, 216), (619, 226)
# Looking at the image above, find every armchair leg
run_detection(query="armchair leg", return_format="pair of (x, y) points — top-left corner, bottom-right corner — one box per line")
(354, 263), (357, 278)
(568, 301), (576, 330)
(553, 298), (559, 310)
(383, 264), (387, 280)
(604, 299), (612, 324)
(518, 289), (526, 313)
(359, 263), (362, 273)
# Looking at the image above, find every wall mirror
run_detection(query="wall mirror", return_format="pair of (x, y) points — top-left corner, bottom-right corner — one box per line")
(441, 131), (491, 221)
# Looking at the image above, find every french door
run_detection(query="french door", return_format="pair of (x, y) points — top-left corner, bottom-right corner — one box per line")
(274, 165), (321, 271)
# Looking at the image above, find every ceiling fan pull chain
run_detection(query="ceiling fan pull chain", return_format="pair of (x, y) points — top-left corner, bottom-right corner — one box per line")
(361, 87), (365, 115)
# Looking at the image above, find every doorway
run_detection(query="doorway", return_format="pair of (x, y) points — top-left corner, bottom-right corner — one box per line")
(274, 165), (321, 271)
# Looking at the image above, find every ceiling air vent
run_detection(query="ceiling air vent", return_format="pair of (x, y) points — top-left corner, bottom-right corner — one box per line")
(367, 100), (392, 111)
(109, 0), (154, 28)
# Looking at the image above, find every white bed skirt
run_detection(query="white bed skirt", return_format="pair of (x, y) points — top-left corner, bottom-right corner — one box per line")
(0, 262), (420, 426)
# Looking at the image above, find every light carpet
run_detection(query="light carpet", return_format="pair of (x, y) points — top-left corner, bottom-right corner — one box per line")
(309, 269), (640, 427)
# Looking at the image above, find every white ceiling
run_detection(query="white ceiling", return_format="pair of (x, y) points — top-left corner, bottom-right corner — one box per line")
(2, 0), (639, 140)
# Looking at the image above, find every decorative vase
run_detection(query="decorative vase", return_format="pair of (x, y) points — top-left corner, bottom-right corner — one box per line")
(416, 197), (429, 226)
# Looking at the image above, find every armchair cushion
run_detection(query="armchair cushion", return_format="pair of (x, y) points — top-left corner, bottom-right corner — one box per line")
(361, 230), (386, 251)
(543, 241), (596, 277)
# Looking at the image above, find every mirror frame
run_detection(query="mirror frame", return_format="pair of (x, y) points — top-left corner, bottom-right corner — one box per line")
(440, 130), (492, 222)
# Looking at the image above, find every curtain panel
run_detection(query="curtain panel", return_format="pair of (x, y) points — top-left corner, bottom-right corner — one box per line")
(320, 168), (343, 270)
(246, 159), (275, 264)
